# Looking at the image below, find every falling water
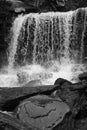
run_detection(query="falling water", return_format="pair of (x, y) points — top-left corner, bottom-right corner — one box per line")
(8, 15), (25, 68)
(0, 8), (87, 87)
(8, 8), (87, 66)
(8, 12), (74, 66)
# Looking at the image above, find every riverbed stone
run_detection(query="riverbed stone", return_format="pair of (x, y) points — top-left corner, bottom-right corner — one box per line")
(17, 95), (70, 130)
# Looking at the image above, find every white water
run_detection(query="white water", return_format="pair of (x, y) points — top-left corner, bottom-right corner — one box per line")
(0, 8), (87, 87)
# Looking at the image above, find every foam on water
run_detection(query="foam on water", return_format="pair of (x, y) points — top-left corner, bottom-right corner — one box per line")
(0, 62), (86, 87)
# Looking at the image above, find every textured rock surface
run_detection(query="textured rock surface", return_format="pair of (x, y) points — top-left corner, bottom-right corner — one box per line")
(53, 78), (87, 111)
(0, 78), (87, 129)
(0, 110), (38, 130)
(2, 0), (87, 13)
(4, 0), (66, 12)
(79, 72), (87, 81)
(53, 112), (74, 130)
(53, 78), (87, 130)
(54, 78), (72, 86)
(17, 95), (69, 130)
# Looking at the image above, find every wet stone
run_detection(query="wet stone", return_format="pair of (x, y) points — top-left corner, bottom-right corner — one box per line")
(79, 72), (87, 81)
(23, 79), (42, 87)
(16, 95), (70, 130)
(54, 78), (72, 86)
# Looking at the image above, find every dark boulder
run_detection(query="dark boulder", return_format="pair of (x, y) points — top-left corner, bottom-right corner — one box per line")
(54, 78), (87, 115)
(54, 83), (79, 109)
(51, 78), (72, 99)
(54, 78), (72, 86)
(53, 78), (87, 130)
(79, 72), (87, 81)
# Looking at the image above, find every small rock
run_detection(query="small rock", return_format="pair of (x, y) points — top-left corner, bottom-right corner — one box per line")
(15, 7), (25, 13)
(24, 79), (42, 87)
(56, 0), (65, 7)
(53, 112), (74, 130)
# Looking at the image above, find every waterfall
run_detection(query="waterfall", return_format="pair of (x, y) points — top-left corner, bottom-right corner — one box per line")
(8, 8), (87, 68)
(0, 7), (86, 87)
(8, 11), (73, 67)
(8, 15), (25, 68)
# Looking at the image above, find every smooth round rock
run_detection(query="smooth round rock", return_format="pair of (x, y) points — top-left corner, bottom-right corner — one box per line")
(24, 80), (42, 87)
(17, 95), (70, 130)
(54, 78), (72, 86)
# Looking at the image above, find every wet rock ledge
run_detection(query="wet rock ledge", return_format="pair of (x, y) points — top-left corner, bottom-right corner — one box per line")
(0, 72), (87, 130)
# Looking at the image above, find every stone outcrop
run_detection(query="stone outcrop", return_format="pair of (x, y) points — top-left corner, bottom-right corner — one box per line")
(4, 0), (66, 13)
(17, 95), (69, 130)
(0, 111), (36, 130)
(1, 0), (87, 13)
(0, 77), (86, 129)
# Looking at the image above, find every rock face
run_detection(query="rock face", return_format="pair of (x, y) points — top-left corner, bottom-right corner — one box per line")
(17, 95), (69, 130)
(0, 77), (87, 129)
(4, 0), (66, 13)
(53, 78), (87, 111)
(2, 0), (87, 13)
(54, 78), (79, 108)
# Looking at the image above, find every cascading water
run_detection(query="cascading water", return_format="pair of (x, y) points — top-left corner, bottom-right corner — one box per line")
(9, 12), (73, 66)
(0, 8), (87, 87)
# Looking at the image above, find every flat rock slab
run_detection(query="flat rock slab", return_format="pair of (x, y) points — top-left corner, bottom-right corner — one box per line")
(0, 84), (59, 108)
(17, 95), (69, 130)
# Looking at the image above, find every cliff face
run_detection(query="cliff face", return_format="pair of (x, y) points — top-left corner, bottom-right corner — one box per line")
(0, 0), (87, 60)
(2, 0), (87, 13)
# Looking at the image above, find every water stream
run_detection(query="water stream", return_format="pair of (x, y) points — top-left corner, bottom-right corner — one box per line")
(0, 8), (87, 87)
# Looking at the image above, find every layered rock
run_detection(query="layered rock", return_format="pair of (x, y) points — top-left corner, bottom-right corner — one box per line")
(17, 95), (69, 130)
(2, 0), (87, 13)
(0, 76), (87, 129)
